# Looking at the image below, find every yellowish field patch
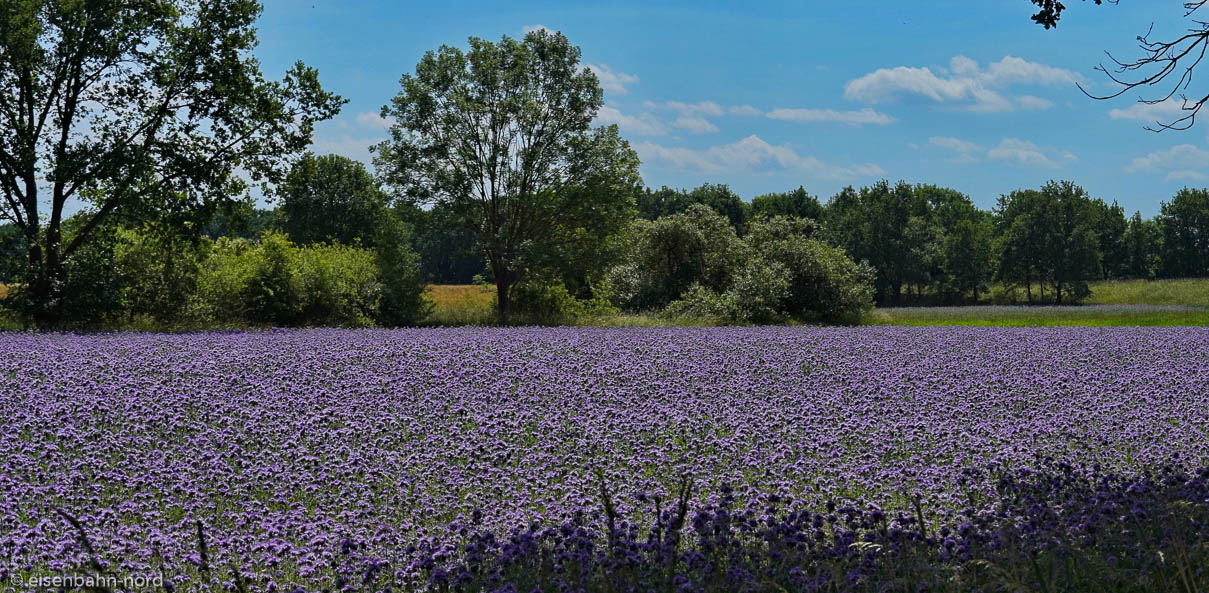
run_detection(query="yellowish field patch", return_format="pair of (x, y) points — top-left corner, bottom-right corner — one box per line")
(424, 284), (495, 325)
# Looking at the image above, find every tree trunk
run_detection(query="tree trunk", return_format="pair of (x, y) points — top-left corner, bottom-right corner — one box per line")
(26, 240), (66, 329)
(490, 257), (511, 324)
(1055, 278), (1063, 305)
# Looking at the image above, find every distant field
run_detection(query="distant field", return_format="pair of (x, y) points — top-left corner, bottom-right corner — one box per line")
(424, 279), (1209, 327)
(873, 278), (1209, 326)
(423, 284), (494, 325)
(868, 304), (1209, 327)
(1086, 277), (1209, 308)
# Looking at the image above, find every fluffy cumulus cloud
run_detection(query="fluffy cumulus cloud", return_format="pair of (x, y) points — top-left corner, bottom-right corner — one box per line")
(929, 136), (1074, 168)
(671, 117), (719, 134)
(844, 55), (1079, 113)
(635, 135), (884, 179)
(1124, 145), (1209, 182)
(765, 107), (894, 125)
(728, 105), (763, 116)
(987, 138), (1073, 169)
(595, 105), (668, 136)
(355, 112), (395, 130)
(309, 111), (400, 164)
(585, 63), (640, 95)
(1108, 100), (1196, 123)
(522, 24), (552, 34)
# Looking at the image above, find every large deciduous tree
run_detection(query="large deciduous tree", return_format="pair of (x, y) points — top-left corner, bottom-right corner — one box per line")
(374, 30), (640, 321)
(0, 0), (343, 326)
(823, 180), (925, 305)
(1158, 187), (1209, 277)
(280, 153), (388, 246)
(995, 181), (1101, 304)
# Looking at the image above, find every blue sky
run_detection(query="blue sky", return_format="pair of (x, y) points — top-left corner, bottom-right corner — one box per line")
(256, 0), (1209, 216)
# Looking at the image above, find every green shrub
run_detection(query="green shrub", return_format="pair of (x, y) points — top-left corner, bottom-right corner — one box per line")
(510, 274), (620, 325)
(373, 214), (431, 326)
(664, 259), (789, 325)
(197, 237), (259, 324)
(725, 258), (790, 323)
(56, 220), (129, 328)
(746, 216), (875, 321)
(243, 231), (305, 325)
(198, 232), (390, 327)
(114, 228), (208, 325)
(663, 284), (737, 324)
(296, 242), (380, 327)
(608, 204), (748, 311)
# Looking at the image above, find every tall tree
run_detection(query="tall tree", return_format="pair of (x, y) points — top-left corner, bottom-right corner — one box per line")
(1123, 210), (1161, 279)
(823, 180), (923, 305)
(0, 0), (343, 326)
(751, 186), (824, 222)
(1092, 198), (1128, 279)
(917, 184), (993, 302)
(637, 183), (749, 232)
(995, 181), (1101, 304)
(374, 30), (640, 321)
(280, 153), (388, 246)
(1158, 187), (1209, 277)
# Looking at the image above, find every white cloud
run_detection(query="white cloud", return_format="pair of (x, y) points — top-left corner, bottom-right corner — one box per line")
(728, 105), (763, 116)
(765, 107), (894, 125)
(929, 136), (981, 153)
(311, 134), (379, 165)
(595, 105), (667, 136)
(984, 56), (1082, 86)
(355, 112), (395, 130)
(930, 136), (1072, 168)
(310, 114), (394, 164)
(635, 135), (884, 179)
(1124, 144), (1209, 174)
(664, 101), (725, 117)
(1108, 100), (1193, 122)
(987, 138), (1063, 169)
(845, 65), (973, 103)
(844, 55), (1076, 112)
(671, 117), (719, 134)
(1167, 170), (1209, 182)
(1015, 95), (1055, 110)
(523, 24), (552, 34)
(585, 63), (639, 95)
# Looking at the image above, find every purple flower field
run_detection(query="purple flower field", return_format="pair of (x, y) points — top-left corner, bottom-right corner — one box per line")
(2, 326), (1208, 588)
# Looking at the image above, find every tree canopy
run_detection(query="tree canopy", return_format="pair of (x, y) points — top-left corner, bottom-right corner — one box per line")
(0, 0), (343, 326)
(373, 29), (641, 321)
(280, 153), (388, 246)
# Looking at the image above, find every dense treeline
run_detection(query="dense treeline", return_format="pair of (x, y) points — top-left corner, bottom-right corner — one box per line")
(3, 173), (1208, 327)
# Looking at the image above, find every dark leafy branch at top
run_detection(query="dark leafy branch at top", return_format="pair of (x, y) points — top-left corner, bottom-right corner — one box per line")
(1029, 0), (1113, 29)
(1032, 0), (1209, 131)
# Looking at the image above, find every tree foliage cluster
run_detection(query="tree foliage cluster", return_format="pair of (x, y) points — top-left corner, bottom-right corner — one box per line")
(609, 204), (875, 323)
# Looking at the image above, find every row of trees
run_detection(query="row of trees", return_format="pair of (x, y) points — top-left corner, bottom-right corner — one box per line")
(3, 3), (1209, 327)
(626, 180), (1209, 307)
